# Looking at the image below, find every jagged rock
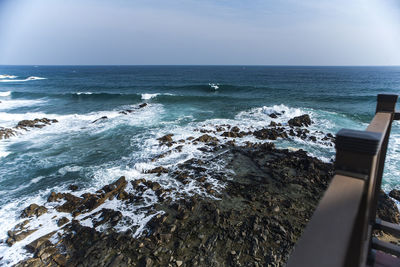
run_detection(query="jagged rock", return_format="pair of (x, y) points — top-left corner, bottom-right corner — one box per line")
(389, 189), (400, 202)
(25, 231), (56, 253)
(68, 184), (79, 191)
(158, 134), (174, 146)
(231, 126), (240, 132)
(377, 190), (400, 224)
(57, 217), (70, 226)
(195, 134), (218, 143)
(21, 204), (48, 218)
(7, 229), (38, 246)
(288, 114), (312, 127)
(47, 192), (63, 202)
(92, 116), (108, 123)
(253, 128), (288, 140)
(53, 176), (127, 216)
(147, 166), (169, 175)
(139, 103), (148, 108)
(90, 208), (123, 227)
(269, 112), (281, 118)
(0, 127), (17, 139)
(16, 118), (58, 130)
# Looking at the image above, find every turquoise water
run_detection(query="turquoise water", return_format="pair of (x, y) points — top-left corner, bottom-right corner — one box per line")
(0, 65), (399, 264)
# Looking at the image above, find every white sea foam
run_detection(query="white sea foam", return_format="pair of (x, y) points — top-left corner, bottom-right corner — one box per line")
(0, 76), (46, 83)
(0, 99), (46, 111)
(0, 75), (17, 79)
(141, 93), (159, 100)
(76, 92), (93, 95)
(0, 149), (10, 158)
(0, 91), (11, 97)
(209, 83), (219, 90)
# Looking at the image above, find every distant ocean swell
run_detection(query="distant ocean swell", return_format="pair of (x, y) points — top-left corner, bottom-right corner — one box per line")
(0, 76), (47, 82)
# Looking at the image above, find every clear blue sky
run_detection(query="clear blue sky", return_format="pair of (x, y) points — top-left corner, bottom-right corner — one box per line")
(0, 0), (399, 65)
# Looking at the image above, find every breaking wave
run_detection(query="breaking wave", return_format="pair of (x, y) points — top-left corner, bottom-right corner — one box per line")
(0, 76), (46, 83)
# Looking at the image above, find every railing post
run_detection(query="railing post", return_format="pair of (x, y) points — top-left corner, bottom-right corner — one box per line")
(335, 129), (382, 267)
(367, 94), (398, 264)
(370, 94), (398, 220)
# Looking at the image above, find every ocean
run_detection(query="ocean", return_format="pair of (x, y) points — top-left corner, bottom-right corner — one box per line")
(0, 65), (399, 264)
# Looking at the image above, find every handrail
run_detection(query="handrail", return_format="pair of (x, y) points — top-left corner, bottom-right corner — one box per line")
(287, 94), (398, 267)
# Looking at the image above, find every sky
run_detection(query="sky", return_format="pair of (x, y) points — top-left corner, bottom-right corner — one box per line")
(0, 0), (399, 65)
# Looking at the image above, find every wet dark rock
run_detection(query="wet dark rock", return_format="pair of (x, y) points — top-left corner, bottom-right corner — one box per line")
(288, 114), (312, 127)
(253, 128), (288, 140)
(139, 103), (148, 108)
(377, 189), (400, 224)
(147, 166), (169, 175)
(158, 134), (174, 146)
(91, 208), (123, 227)
(21, 204), (48, 218)
(92, 116), (108, 123)
(389, 189), (400, 202)
(195, 134), (218, 143)
(25, 231), (56, 253)
(57, 217), (70, 227)
(269, 112), (281, 119)
(52, 176), (127, 216)
(68, 184), (79, 191)
(7, 229), (38, 246)
(231, 126), (240, 132)
(16, 118), (58, 130)
(0, 127), (17, 140)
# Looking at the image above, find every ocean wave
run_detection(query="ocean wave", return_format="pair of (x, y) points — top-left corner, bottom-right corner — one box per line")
(76, 92), (93, 95)
(141, 93), (159, 100)
(0, 99), (47, 112)
(209, 83), (219, 90)
(0, 76), (46, 83)
(0, 91), (11, 97)
(0, 75), (17, 79)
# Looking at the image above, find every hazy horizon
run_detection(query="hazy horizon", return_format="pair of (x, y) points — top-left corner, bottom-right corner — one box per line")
(1, 0), (399, 65)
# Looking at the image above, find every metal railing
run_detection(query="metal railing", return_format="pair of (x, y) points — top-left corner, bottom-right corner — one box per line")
(287, 94), (400, 267)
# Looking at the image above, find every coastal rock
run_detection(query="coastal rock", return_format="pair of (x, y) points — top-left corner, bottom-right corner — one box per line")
(16, 118), (58, 130)
(147, 167), (169, 175)
(288, 114), (312, 127)
(21, 204), (48, 218)
(25, 231), (56, 253)
(389, 189), (400, 202)
(68, 184), (79, 191)
(57, 217), (70, 227)
(253, 128), (288, 140)
(48, 176), (128, 216)
(158, 134), (174, 146)
(92, 116), (108, 123)
(0, 127), (17, 140)
(7, 229), (38, 246)
(139, 103), (148, 108)
(269, 112), (281, 118)
(377, 189), (400, 224)
(195, 134), (218, 143)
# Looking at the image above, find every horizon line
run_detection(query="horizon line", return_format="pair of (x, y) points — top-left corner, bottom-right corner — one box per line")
(1, 64), (400, 67)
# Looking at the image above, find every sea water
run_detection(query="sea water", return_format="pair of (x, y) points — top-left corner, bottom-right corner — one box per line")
(0, 65), (399, 265)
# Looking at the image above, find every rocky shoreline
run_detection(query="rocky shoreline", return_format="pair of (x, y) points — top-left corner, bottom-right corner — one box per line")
(0, 118), (58, 140)
(3, 109), (400, 267)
